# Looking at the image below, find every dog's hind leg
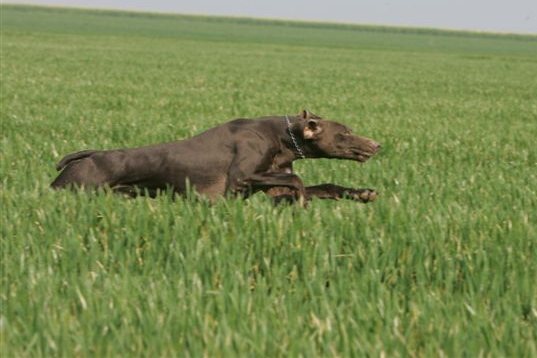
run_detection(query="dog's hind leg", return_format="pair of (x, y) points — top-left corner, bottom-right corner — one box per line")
(111, 185), (160, 198)
(50, 157), (110, 189)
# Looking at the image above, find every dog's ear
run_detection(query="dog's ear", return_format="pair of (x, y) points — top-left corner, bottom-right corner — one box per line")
(299, 110), (312, 120)
(299, 110), (321, 120)
(303, 119), (323, 139)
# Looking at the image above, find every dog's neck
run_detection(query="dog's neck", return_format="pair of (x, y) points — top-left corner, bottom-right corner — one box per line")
(284, 115), (306, 159)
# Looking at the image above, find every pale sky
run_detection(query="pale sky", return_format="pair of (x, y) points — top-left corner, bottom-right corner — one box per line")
(6, 0), (537, 34)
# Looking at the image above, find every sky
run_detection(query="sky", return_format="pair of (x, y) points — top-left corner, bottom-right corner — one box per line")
(6, 0), (537, 34)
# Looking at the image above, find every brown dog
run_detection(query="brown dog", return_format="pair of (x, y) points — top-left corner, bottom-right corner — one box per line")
(51, 110), (380, 203)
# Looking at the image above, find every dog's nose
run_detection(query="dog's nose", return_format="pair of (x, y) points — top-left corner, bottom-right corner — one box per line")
(371, 141), (381, 152)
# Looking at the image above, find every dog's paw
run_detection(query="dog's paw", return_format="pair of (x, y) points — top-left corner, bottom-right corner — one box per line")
(344, 189), (378, 203)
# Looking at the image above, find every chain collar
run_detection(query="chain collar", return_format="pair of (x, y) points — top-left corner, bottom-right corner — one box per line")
(285, 115), (306, 159)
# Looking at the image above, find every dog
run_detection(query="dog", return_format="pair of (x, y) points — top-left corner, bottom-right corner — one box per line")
(51, 110), (381, 203)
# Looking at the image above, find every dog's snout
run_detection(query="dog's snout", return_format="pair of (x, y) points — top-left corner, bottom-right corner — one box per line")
(370, 141), (381, 152)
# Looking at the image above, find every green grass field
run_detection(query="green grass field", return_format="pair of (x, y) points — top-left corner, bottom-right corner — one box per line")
(2, 5), (537, 357)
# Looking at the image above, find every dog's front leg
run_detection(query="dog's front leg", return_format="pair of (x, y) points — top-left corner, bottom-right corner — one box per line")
(227, 140), (306, 202)
(264, 186), (305, 204)
(305, 184), (378, 203)
(237, 173), (306, 202)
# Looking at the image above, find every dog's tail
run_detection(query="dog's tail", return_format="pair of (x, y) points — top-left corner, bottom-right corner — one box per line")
(56, 150), (97, 171)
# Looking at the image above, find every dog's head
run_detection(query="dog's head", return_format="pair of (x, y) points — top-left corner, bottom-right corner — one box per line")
(295, 110), (381, 162)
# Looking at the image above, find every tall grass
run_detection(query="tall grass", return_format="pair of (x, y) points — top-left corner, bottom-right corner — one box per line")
(2, 5), (537, 357)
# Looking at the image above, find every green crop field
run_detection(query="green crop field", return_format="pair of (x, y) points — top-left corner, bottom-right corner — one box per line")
(2, 5), (537, 357)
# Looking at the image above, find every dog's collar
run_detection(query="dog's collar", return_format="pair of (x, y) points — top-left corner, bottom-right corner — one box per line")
(285, 115), (306, 159)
